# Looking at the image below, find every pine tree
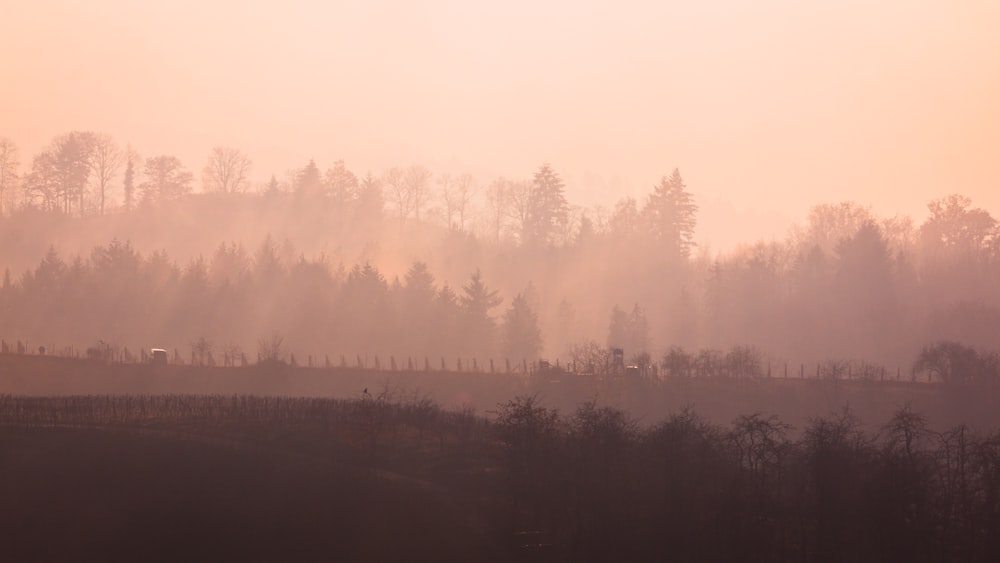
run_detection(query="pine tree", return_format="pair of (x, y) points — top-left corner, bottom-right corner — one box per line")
(501, 293), (543, 361)
(355, 171), (384, 227)
(644, 168), (698, 259)
(607, 305), (630, 350)
(524, 163), (569, 246)
(460, 268), (503, 356)
(294, 159), (323, 196)
(606, 303), (649, 357)
(264, 174), (280, 195)
(399, 261), (438, 355)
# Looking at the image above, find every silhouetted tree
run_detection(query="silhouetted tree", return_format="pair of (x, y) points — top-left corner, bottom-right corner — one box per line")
(354, 171), (384, 227)
(920, 194), (996, 261)
(501, 292), (543, 361)
(434, 283), (462, 358)
(795, 201), (873, 254)
(799, 407), (876, 559)
(439, 172), (476, 231)
(567, 401), (639, 558)
(202, 146), (251, 194)
(661, 346), (693, 377)
(26, 132), (93, 213)
(606, 303), (648, 358)
(643, 168), (697, 259)
(294, 159), (323, 197)
(494, 395), (561, 521)
(339, 263), (392, 354)
(261, 174), (279, 195)
(484, 177), (511, 244)
(139, 155), (193, 204)
(252, 234), (284, 282)
(383, 166), (408, 226)
(324, 159), (358, 217)
(875, 404), (935, 560)
(460, 268), (502, 358)
(608, 196), (641, 240)
(88, 133), (123, 214)
(404, 165), (433, 223)
(524, 163), (568, 246)
(914, 341), (997, 386)
(209, 241), (251, 288)
(398, 262), (438, 356)
(257, 333), (287, 364)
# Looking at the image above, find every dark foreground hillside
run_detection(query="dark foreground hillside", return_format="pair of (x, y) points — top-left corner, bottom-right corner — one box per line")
(0, 427), (490, 562)
(3, 394), (1000, 562)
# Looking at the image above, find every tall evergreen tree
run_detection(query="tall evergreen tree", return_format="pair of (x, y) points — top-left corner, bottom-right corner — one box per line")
(607, 303), (649, 358)
(294, 159), (323, 197)
(399, 261), (438, 356)
(501, 292), (543, 361)
(355, 171), (385, 227)
(644, 168), (698, 259)
(524, 163), (569, 246)
(460, 268), (503, 357)
(434, 283), (462, 359)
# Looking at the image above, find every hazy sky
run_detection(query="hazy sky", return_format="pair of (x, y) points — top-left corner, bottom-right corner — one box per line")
(2, 0), (997, 247)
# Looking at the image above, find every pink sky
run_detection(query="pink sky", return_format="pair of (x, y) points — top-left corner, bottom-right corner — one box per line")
(2, 0), (998, 247)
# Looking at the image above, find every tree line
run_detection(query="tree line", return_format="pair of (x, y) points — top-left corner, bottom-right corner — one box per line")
(0, 133), (698, 251)
(492, 397), (1000, 561)
(1, 132), (998, 369)
(0, 239), (544, 363)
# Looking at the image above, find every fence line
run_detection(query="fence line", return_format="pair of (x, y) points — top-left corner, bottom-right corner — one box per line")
(0, 337), (959, 385)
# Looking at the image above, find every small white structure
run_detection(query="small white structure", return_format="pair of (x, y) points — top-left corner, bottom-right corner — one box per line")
(150, 348), (168, 365)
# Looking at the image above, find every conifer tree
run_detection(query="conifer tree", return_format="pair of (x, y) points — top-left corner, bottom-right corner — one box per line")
(501, 293), (543, 361)
(524, 163), (569, 246)
(644, 168), (697, 259)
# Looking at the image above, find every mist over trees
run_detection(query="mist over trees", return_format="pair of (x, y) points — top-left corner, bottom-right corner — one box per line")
(0, 132), (998, 374)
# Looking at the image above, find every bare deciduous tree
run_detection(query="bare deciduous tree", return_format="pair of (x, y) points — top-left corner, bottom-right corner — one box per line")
(382, 166), (407, 226)
(202, 146), (252, 194)
(191, 337), (215, 366)
(25, 132), (92, 214)
(404, 165), (432, 222)
(257, 333), (287, 364)
(383, 165), (431, 227)
(506, 179), (533, 242)
(484, 177), (510, 244)
(88, 133), (123, 215)
(324, 159), (359, 212)
(440, 172), (476, 231)
(436, 172), (455, 228)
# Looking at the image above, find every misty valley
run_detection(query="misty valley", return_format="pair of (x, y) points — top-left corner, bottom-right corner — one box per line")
(1, 133), (999, 561)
